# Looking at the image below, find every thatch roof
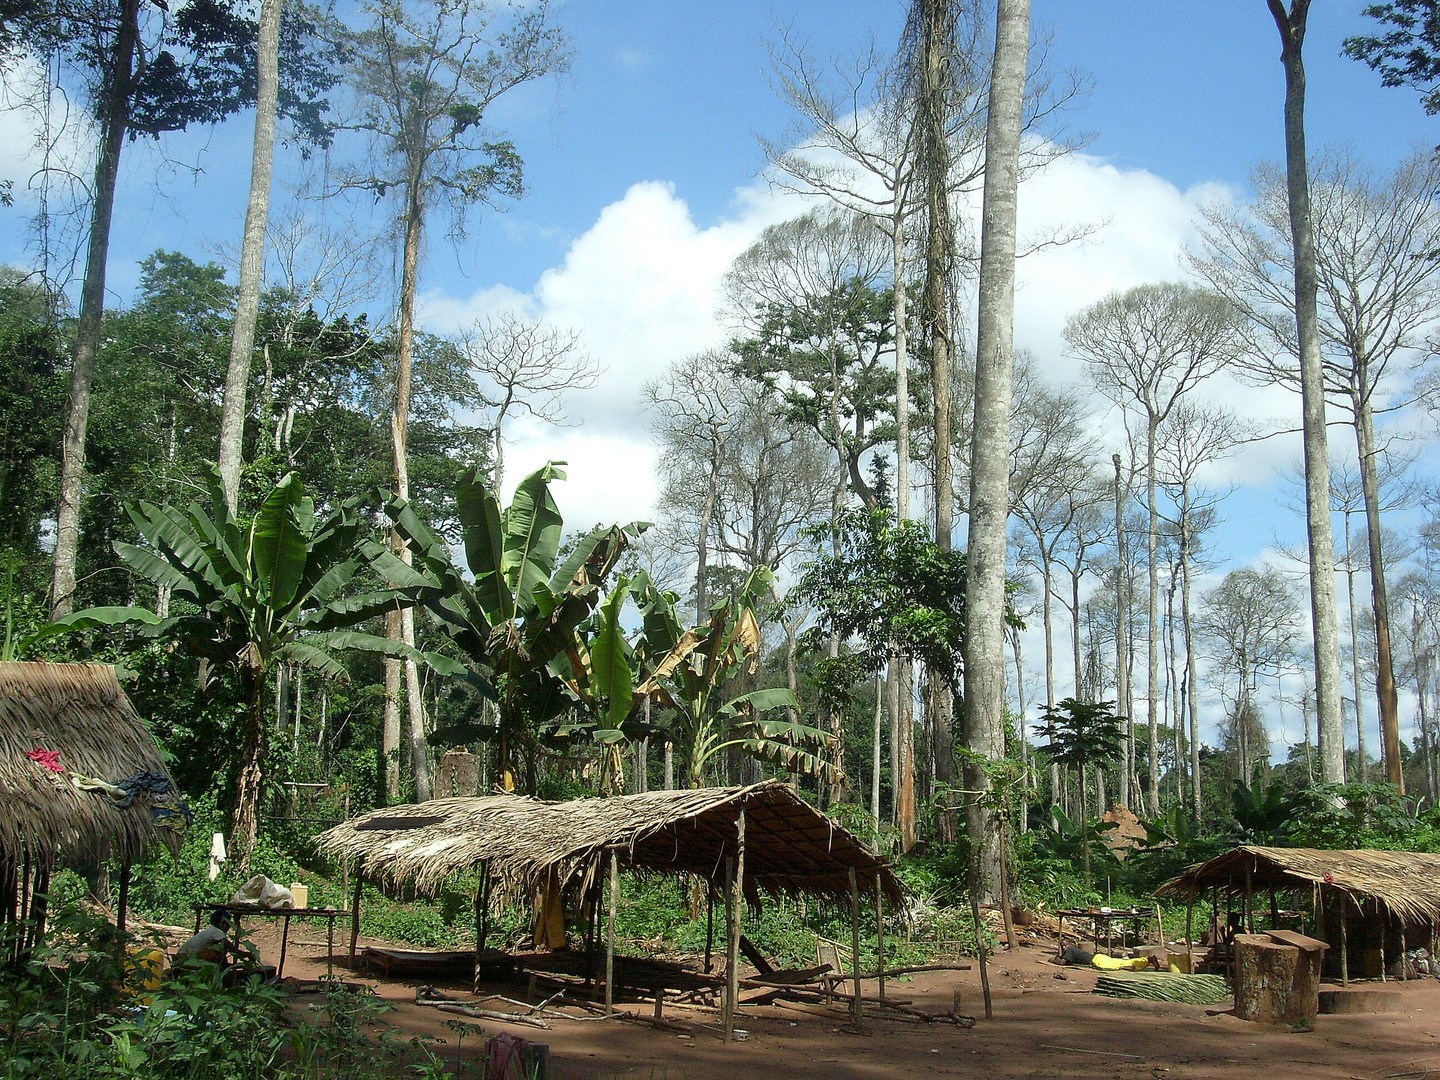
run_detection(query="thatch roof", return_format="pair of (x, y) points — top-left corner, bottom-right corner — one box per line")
(0, 662), (188, 866)
(1156, 845), (1440, 925)
(316, 780), (904, 908)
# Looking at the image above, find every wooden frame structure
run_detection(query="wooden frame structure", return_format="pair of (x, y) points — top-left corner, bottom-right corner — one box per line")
(1157, 845), (1440, 984)
(317, 780), (904, 1038)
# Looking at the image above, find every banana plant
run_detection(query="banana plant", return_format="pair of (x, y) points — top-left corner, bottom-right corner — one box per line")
(30, 470), (453, 866)
(388, 461), (647, 790)
(628, 568), (838, 790)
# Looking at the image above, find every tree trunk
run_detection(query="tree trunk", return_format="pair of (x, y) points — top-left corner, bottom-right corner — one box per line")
(1344, 510), (1365, 783)
(51, 0), (141, 619)
(404, 614), (431, 801)
(1355, 400), (1402, 790)
(1180, 510), (1203, 822)
(1144, 417), (1161, 817)
(233, 666), (267, 872)
(1112, 453), (1131, 808)
(1268, 0), (1346, 784)
(962, 0), (1029, 903)
(218, 0), (284, 512)
(385, 159), (426, 801)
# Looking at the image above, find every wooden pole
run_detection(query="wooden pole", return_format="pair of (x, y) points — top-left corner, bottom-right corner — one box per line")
(349, 859), (364, 961)
(1338, 893), (1349, 985)
(722, 856), (734, 1038)
(116, 861), (131, 935)
(704, 884), (715, 973)
(605, 850), (618, 1015)
(473, 863), (490, 993)
(876, 871), (886, 1003)
(725, 810), (745, 1043)
(849, 866), (863, 1030)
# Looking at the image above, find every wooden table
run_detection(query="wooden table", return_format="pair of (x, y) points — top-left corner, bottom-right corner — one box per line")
(1057, 906), (1161, 953)
(192, 903), (342, 979)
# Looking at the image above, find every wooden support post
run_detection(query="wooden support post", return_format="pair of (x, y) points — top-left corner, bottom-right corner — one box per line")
(704, 884), (715, 973)
(473, 864), (491, 993)
(725, 810), (745, 1043)
(1185, 901), (1194, 956)
(1338, 894), (1349, 986)
(849, 866), (863, 1030)
(1378, 900), (1387, 982)
(1244, 862), (1254, 934)
(349, 859), (364, 962)
(116, 861), (131, 936)
(875, 871), (885, 1003)
(605, 850), (618, 1016)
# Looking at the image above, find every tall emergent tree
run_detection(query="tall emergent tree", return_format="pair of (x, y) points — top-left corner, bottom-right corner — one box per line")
(962, 0), (1030, 900)
(1191, 149), (1440, 793)
(1064, 283), (1243, 815)
(6, 0), (333, 618)
(342, 0), (569, 799)
(1266, 0), (1346, 785)
(218, 0), (285, 512)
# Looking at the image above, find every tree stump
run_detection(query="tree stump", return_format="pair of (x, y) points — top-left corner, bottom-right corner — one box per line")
(1234, 932), (1326, 1028)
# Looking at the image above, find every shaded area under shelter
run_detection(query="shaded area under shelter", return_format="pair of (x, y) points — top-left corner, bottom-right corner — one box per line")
(1156, 845), (1440, 983)
(0, 661), (189, 957)
(316, 780), (904, 1038)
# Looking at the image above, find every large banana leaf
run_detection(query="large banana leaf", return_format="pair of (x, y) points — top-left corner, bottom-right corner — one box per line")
(586, 581), (634, 731)
(249, 472), (307, 610)
(457, 464), (512, 618)
(24, 606), (164, 647)
(500, 464), (565, 616)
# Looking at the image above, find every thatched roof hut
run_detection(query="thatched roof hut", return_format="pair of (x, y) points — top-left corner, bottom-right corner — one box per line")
(1156, 845), (1440, 926)
(316, 780), (903, 907)
(0, 661), (188, 868)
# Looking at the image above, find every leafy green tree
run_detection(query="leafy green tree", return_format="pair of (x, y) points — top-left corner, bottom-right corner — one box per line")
(0, 270), (66, 568)
(1345, 2), (1440, 115)
(1038, 697), (1124, 879)
(6, 0), (335, 618)
(31, 470), (444, 866)
(794, 504), (983, 843)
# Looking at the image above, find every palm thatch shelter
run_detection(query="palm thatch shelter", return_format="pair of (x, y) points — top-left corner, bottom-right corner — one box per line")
(317, 780), (903, 1036)
(0, 661), (189, 955)
(1157, 845), (1440, 982)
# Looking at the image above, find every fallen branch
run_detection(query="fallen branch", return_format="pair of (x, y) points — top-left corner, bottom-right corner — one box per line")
(415, 987), (549, 1029)
(1039, 1044), (1143, 1060)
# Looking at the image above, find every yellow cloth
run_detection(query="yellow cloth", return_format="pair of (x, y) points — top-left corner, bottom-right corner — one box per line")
(125, 946), (166, 1004)
(1091, 952), (1150, 971)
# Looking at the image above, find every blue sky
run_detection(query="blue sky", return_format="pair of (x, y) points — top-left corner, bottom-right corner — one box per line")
(3, 1), (1437, 760)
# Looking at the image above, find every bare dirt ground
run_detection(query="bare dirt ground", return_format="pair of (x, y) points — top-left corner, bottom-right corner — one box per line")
(248, 921), (1440, 1080)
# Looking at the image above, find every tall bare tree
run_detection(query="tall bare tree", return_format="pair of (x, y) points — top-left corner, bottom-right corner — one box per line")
(1200, 567), (1303, 787)
(959, 0), (1029, 902)
(343, 0), (569, 800)
(217, 0), (284, 512)
(1265, 0), (1346, 785)
(1191, 149), (1440, 792)
(459, 310), (598, 491)
(1065, 283), (1243, 815)
(1153, 400), (1245, 819)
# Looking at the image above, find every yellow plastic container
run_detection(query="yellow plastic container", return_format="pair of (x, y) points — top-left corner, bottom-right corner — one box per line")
(290, 882), (309, 909)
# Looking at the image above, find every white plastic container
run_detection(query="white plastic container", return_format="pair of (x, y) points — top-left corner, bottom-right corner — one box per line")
(289, 882), (309, 910)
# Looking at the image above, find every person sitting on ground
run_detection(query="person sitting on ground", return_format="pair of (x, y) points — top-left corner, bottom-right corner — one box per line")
(177, 908), (236, 966)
